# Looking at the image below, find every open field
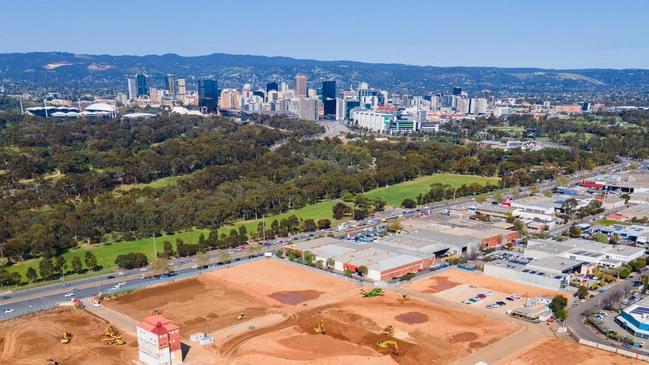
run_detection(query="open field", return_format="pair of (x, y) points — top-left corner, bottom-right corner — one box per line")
(500, 338), (644, 365)
(103, 260), (518, 364)
(0, 307), (137, 365)
(1, 172), (496, 286)
(404, 269), (569, 299)
(115, 173), (192, 191)
(364, 173), (499, 207)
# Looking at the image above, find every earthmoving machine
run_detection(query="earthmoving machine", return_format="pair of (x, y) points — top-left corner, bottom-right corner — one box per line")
(313, 319), (326, 334)
(237, 312), (246, 320)
(46, 359), (59, 365)
(381, 325), (394, 336)
(360, 288), (384, 297)
(397, 294), (409, 303)
(101, 325), (126, 345)
(377, 339), (399, 354)
(60, 329), (72, 344)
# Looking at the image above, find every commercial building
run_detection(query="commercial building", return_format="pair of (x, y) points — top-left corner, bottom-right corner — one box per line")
(592, 224), (649, 244)
(137, 315), (182, 365)
(177, 79), (186, 100)
(484, 256), (577, 290)
(295, 74), (307, 98)
(127, 78), (137, 101)
(266, 82), (278, 93)
(402, 219), (519, 249)
(322, 80), (336, 117)
(165, 74), (176, 97)
(136, 74), (148, 97)
(284, 237), (435, 281)
(295, 98), (319, 121)
(524, 238), (645, 268)
(618, 297), (649, 339)
(198, 79), (218, 113)
(580, 173), (649, 194)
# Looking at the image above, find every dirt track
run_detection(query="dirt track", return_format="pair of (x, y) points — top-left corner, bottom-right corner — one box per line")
(0, 308), (137, 365)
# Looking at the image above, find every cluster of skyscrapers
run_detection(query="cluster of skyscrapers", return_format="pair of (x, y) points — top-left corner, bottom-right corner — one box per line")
(124, 74), (218, 113)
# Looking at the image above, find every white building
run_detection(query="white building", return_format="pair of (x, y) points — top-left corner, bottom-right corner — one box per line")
(351, 110), (395, 133)
(137, 315), (182, 365)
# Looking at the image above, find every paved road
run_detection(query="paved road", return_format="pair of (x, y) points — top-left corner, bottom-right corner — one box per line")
(566, 271), (647, 354)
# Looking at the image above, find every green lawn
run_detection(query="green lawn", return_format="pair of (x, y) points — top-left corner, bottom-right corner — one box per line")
(2, 173), (497, 286)
(116, 174), (191, 191)
(364, 173), (499, 207)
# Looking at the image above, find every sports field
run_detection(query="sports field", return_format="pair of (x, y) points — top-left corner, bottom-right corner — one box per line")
(2, 173), (497, 287)
(364, 173), (499, 207)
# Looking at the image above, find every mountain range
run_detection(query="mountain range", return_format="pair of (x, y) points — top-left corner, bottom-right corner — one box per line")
(1, 52), (648, 95)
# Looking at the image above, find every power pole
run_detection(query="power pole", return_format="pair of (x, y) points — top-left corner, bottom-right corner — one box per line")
(152, 234), (158, 262)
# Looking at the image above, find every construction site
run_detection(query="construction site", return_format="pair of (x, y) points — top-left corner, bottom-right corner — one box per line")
(0, 259), (644, 364)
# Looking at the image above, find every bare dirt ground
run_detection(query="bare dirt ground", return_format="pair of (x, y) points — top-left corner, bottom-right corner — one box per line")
(0, 307), (137, 365)
(405, 269), (570, 299)
(101, 261), (521, 364)
(500, 338), (645, 365)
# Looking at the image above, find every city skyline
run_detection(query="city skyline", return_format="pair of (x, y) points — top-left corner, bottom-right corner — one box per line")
(1, 0), (648, 69)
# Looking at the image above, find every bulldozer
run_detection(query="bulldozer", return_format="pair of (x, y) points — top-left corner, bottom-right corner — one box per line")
(381, 325), (394, 336)
(360, 288), (384, 297)
(313, 319), (325, 334)
(237, 313), (246, 320)
(397, 294), (409, 303)
(101, 325), (126, 345)
(60, 329), (72, 344)
(377, 339), (399, 354)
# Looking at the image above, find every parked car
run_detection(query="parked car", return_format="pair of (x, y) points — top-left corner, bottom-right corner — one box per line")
(3, 308), (15, 314)
(64, 292), (74, 297)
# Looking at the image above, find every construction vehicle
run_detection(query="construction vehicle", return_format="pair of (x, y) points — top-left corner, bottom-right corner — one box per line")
(397, 294), (409, 303)
(46, 359), (59, 365)
(60, 329), (72, 344)
(237, 313), (246, 320)
(313, 319), (325, 334)
(101, 325), (126, 345)
(381, 325), (394, 336)
(377, 339), (399, 354)
(360, 288), (384, 297)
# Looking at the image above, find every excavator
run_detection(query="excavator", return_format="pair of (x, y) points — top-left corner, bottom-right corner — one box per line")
(237, 313), (246, 320)
(60, 329), (72, 344)
(397, 294), (409, 303)
(360, 288), (384, 297)
(101, 325), (126, 345)
(377, 339), (399, 354)
(381, 325), (394, 336)
(313, 319), (325, 334)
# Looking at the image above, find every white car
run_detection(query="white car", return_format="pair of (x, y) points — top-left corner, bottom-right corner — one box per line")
(117, 271), (125, 276)
(3, 308), (15, 314)
(64, 292), (74, 297)
(139, 267), (148, 272)
(118, 282), (127, 286)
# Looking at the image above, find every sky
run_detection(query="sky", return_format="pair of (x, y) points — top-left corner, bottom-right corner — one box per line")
(1, 0), (648, 69)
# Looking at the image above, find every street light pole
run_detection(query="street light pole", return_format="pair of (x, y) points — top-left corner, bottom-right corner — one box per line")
(152, 234), (158, 262)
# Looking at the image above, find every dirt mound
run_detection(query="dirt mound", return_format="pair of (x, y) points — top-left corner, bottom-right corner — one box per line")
(450, 331), (479, 343)
(269, 290), (321, 305)
(422, 276), (460, 293)
(395, 312), (429, 324)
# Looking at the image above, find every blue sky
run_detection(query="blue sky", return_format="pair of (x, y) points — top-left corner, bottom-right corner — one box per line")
(1, 0), (647, 69)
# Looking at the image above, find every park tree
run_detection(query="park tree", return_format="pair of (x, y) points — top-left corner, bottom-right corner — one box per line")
(26, 267), (38, 283)
(84, 251), (97, 270)
(317, 219), (331, 230)
(475, 195), (487, 204)
(0, 270), (21, 286)
(302, 219), (317, 232)
(54, 256), (67, 275)
(196, 252), (209, 269)
(401, 198), (416, 209)
(39, 258), (55, 280)
(161, 240), (174, 258)
(152, 257), (171, 275)
(218, 250), (231, 264)
(333, 202), (351, 220)
(618, 266), (631, 279)
(630, 258), (646, 272)
(71, 256), (83, 274)
(303, 251), (316, 266)
(592, 233), (608, 243)
(238, 226), (248, 244)
(387, 220), (403, 233)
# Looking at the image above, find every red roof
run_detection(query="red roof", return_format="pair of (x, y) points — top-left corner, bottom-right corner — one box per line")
(138, 315), (179, 335)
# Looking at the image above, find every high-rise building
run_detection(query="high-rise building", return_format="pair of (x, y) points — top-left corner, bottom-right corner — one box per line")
(127, 78), (137, 101)
(452, 87), (462, 96)
(295, 74), (307, 98)
(165, 74), (176, 97)
(297, 98), (318, 121)
(136, 74), (148, 97)
(177, 79), (186, 99)
(266, 82), (278, 93)
(322, 80), (336, 117)
(198, 79), (219, 113)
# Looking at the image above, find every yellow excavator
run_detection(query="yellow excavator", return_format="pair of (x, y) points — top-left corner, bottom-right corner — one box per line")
(377, 339), (399, 354)
(397, 294), (409, 303)
(381, 325), (394, 336)
(313, 319), (325, 334)
(60, 329), (72, 344)
(101, 325), (126, 345)
(237, 313), (246, 320)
